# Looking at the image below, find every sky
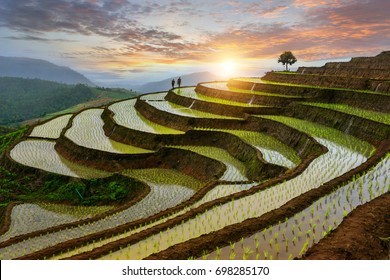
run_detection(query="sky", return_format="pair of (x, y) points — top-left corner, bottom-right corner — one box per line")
(1, 0), (389, 86)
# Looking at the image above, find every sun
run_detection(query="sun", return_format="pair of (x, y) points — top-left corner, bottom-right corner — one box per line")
(219, 60), (237, 78)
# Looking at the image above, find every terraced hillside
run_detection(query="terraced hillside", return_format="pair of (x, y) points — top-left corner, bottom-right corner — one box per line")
(0, 52), (389, 260)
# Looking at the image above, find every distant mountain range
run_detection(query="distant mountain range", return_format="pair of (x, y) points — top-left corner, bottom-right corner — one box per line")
(133, 71), (223, 93)
(0, 56), (95, 86)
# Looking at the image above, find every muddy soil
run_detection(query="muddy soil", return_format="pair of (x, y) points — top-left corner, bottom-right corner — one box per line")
(302, 192), (390, 260)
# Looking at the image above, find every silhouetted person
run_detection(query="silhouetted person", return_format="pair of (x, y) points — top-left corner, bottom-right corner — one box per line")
(178, 77), (182, 88)
(171, 79), (175, 88)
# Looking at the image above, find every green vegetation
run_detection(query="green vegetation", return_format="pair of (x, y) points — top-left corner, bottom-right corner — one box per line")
(123, 168), (203, 191)
(0, 77), (94, 125)
(175, 87), (265, 107)
(202, 82), (301, 98)
(261, 115), (375, 157)
(0, 127), (15, 136)
(0, 77), (139, 127)
(169, 145), (247, 181)
(0, 127), (27, 154)
(301, 102), (390, 125)
(41, 175), (145, 206)
(196, 128), (300, 167)
(0, 163), (143, 206)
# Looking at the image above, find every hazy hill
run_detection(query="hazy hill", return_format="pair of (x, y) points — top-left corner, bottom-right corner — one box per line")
(134, 71), (222, 93)
(0, 56), (95, 86)
(0, 77), (96, 126)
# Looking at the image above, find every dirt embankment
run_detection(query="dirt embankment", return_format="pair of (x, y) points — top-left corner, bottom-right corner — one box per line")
(134, 99), (323, 159)
(195, 83), (301, 107)
(296, 51), (390, 86)
(226, 79), (321, 97)
(263, 72), (372, 91)
(228, 78), (390, 112)
(283, 103), (390, 147)
(302, 192), (390, 260)
(165, 89), (283, 118)
(103, 107), (287, 181)
(55, 136), (225, 182)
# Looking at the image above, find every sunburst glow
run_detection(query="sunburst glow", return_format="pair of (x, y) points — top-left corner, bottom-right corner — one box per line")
(219, 60), (237, 78)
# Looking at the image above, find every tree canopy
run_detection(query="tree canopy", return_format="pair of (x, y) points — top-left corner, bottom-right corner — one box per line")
(278, 51), (297, 71)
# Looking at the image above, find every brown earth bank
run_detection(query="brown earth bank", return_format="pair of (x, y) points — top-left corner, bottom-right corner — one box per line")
(102, 109), (287, 181)
(228, 78), (390, 113)
(195, 83), (309, 107)
(297, 51), (390, 83)
(282, 103), (390, 147)
(0, 202), (20, 236)
(263, 71), (390, 93)
(263, 72), (372, 91)
(53, 107), (226, 182)
(165, 88), (284, 118)
(55, 136), (225, 182)
(302, 192), (390, 260)
(134, 99), (323, 159)
(145, 138), (389, 260)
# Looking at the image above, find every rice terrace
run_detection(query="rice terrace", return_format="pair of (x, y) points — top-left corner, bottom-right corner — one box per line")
(0, 51), (389, 260)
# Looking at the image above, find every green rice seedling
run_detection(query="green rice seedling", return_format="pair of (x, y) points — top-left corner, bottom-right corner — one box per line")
(243, 247), (253, 260)
(275, 243), (280, 255)
(263, 250), (269, 260)
(299, 239), (309, 257)
(300, 102), (390, 125)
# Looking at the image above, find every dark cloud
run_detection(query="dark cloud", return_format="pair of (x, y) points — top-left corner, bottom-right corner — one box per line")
(3, 35), (75, 42)
(1, 0), (389, 65)
(0, 0), (183, 46)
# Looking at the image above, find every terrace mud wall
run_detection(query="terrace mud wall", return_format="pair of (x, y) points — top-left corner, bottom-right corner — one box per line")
(55, 136), (225, 182)
(102, 107), (286, 180)
(226, 79), (321, 97)
(165, 89), (283, 118)
(264, 72), (390, 93)
(297, 51), (390, 83)
(284, 103), (390, 146)
(298, 66), (390, 82)
(228, 78), (390, 112)
(134, 99), (323, 161)
(263, 72), (372, 91)
(195, 83), (301, 106)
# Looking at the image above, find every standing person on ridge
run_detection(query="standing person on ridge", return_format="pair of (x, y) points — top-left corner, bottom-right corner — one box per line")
(171, 79), (175, 89)
(178, 77), (182, 88)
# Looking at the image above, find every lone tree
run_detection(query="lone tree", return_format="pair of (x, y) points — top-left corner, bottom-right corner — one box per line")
(278, 51), (297, 71)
